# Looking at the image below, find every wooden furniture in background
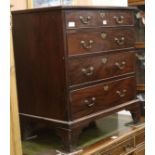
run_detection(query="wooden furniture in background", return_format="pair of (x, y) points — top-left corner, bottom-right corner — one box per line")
(135, 42), (145, 49)
(128, 0), (145, 93)
(10, 21), (23, 155)
(12, 6), (141, 153)
(128, 0), (145, 117)
(128, 0), (145, 6)
(83, 125), (145, 155)
(10, 1), (28, 154)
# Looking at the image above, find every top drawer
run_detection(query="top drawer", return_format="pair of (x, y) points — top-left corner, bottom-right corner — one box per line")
(65, 10), (134, 29)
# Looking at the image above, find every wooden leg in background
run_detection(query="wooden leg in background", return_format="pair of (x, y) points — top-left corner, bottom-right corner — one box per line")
(88, 121), (97, 128)
(128, 102), (141, 124)
(20, 117), (37, 140)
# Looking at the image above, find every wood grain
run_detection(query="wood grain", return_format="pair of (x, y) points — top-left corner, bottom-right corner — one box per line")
(135, 130), (145, 146)
(70, 76), (136, 119)
(10, 26), (23, 155)
(135, 42), (145, 49)
(12, 11), (69, 121)
(68, 51), (135, 86)
(128, 0), (145, 6)
(82, 124), (145, 155)
(67, 28), (135, 56)
(65, 10), (134, 29)
(12, 7), (140, 153)
(134, 144), (145, 155)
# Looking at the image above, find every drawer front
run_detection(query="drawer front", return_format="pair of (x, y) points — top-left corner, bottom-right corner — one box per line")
(70, 77), (136, 119)
(94, 137), (134, 155)
(135, 131), (145, 146)
(69, 52), (135, 86)
(67, 28), (134, 56)
(65, 10), (134, 29)
(134, 144), (145, 155)
(111, 138), (135, 155)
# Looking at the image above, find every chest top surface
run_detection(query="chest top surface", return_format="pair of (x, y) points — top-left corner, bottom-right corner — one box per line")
(12, 6), (137, 14)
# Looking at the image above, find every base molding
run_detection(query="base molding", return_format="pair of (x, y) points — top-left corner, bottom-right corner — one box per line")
(20, 99), (140, 125)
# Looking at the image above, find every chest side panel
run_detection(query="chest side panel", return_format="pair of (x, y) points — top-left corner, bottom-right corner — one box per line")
(12, 10), (68, 120)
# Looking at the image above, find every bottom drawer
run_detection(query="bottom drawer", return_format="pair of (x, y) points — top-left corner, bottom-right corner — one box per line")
(70, 76), (136, 119)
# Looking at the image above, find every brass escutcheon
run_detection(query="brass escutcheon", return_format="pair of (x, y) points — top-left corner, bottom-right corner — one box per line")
(101, 32), (107, 39)
(104, 85), (109, 91)
(102, 57), (108, 64)
(100, 12), (106, 18)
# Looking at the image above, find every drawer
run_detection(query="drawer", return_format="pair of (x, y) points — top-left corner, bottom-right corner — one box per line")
(134, 144), (145, 155)
(95, 137), (135, 155)
(67, 28), (134, 56)
(135, 131), (145, 146)
(111, 137), (135, 155)
(65, 10), (134, 29)
(68, 52), (135, 86)
(70, 77), (136, 119)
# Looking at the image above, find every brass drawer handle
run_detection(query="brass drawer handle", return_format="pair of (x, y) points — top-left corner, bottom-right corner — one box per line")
(79, 16), (91, 24)
(115, 61), (126, 70)
(84, 97), (96, 107)
(113, 15), (124, 24)
(123, 143), (133, 152)
(116, 89), (127, 98)
(114, 37), (125, 45)
(81, 66), (94, 76)
(81, 40), (94, 49)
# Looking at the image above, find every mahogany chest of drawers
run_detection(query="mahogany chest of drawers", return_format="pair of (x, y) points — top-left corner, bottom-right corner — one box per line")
(12, 6), (141, 153)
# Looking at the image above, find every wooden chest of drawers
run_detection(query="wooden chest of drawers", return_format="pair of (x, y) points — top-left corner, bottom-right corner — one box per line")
(12, 6), (141, 153)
